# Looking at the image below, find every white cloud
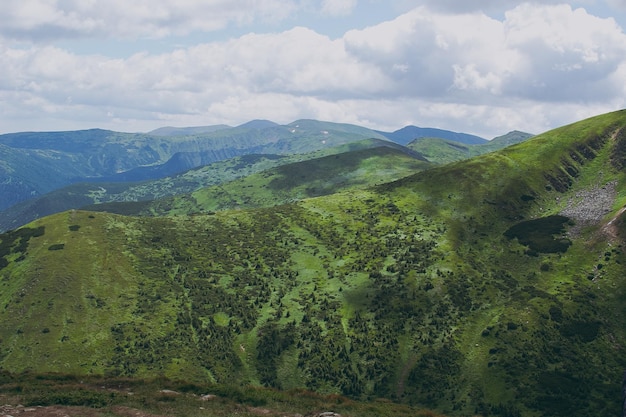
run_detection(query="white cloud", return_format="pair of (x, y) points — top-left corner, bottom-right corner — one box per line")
(0, 2), (625, 137)
(343, 8), (519, 98)
(502, 4), (626, 101)
(0, 0), (300, 41)
(342, 4), (626, 105)
(452, 64), (502, 94)
(0, 26), (389, 129)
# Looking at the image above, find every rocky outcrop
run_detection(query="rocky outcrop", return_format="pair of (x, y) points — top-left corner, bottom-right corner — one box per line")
(560, 180), (617, 236)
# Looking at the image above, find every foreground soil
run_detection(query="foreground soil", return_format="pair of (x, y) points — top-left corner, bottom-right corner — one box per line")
(0, 374), (440, 417)
(1, 404), (170, 417)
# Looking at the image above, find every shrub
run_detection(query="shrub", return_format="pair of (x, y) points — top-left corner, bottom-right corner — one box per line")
(26, 389), (114, 408)
(504, 215), (572, 254)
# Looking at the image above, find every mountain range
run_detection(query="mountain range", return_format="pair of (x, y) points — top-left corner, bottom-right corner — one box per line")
(3, 110), (624, 416)
(0, 121), (531, 232)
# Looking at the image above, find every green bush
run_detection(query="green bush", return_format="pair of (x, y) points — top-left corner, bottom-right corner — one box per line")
(26, 389), (114, 408)
(504, 215), (572, 253)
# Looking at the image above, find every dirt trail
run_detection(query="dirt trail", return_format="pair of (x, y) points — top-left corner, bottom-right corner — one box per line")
(396, 356), (417, 399)
(602, 206), (626, 241)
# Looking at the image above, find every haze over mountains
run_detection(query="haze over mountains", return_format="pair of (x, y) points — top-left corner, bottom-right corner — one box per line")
(5, 110), (626, 416)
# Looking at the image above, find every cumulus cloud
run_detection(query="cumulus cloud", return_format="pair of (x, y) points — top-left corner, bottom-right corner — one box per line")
(344, 8), (518, 98)
(502, 4), (626, 93)
(0, 2), (625, 137)
(0, 0), (300, 41)
(0, 26), (389, 130)
(344, 4), (626, 106)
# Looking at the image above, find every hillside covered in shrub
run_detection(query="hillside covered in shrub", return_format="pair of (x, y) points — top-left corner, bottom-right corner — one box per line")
(1, 110), (626, 416)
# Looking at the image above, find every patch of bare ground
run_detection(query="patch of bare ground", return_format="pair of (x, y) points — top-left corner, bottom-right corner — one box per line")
(395, 356), (417, 399)
(0, 392), (336, 417)
(0, 404), (168, 417)
(559, 180), (618, 237)
(0, 403), (306, 417)
(601, 206), (626, 242)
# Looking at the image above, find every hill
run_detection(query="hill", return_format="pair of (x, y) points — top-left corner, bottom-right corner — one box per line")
(84, 143), (431, 216)
(0, 154), (286, 233)
(378, 125), (487, 145)
(0, 120), (491, 213)
(407, 131), (533, 164)
(0, 139), (423, 232)
(488, 130), (534, 147)
(148, 124), (232, 136)
(1, 110), (625, 416)
(0, 121), (386, 211)
(237, 119), (281, 129)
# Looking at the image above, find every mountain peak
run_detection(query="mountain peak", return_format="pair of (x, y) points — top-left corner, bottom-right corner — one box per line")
(148, 125), (231, 136)
(236, 120), (279, 129)
(377, 125), (487, 145)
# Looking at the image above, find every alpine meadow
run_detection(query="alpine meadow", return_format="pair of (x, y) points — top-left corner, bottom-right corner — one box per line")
(1, 110), (626, 417)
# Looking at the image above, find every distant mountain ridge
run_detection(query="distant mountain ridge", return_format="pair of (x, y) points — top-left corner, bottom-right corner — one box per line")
(148, 125), (231, 136)
(236, 119), (280, 129)
(377, 125), (488, 145)
(0, 138), (424, 232)
(407, 130), (534, 165)
(84, 141), (432, 217)
(0, 128), (530, 233)
(0, 119), (493, 213)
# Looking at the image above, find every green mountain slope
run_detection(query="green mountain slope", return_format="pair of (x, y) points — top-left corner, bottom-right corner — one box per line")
(0, 119), (490, 213)
(148, 124), (232, 136)
(0, 154), (288, 232)
(486, 130), (534, 148)
(407, 130), (533, 164)
(1, 110), (625, 416)
(0, 122), (388, 211)
(377, 125), (487, 145)
(0, 139), (420, 232)
(88, 143), (430, 217)
(0, 143), (93, 210)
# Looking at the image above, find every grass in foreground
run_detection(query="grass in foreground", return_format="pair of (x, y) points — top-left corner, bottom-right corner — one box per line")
(0, 373), (444, 417)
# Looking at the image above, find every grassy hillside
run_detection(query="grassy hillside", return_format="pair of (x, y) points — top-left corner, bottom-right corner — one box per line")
(407, 131), (533, 165)
(0, 154), (289, 233)
(88, 144), (431, 217)
(0, 373), (442, 417)
(0, 139), (421, 232)
(0, 119), (488, 213)
(0, 122), (388, 211)
(1, 110), (625, 416)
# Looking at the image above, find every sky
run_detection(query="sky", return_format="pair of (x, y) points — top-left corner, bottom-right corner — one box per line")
(1, 1), (626, 138)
